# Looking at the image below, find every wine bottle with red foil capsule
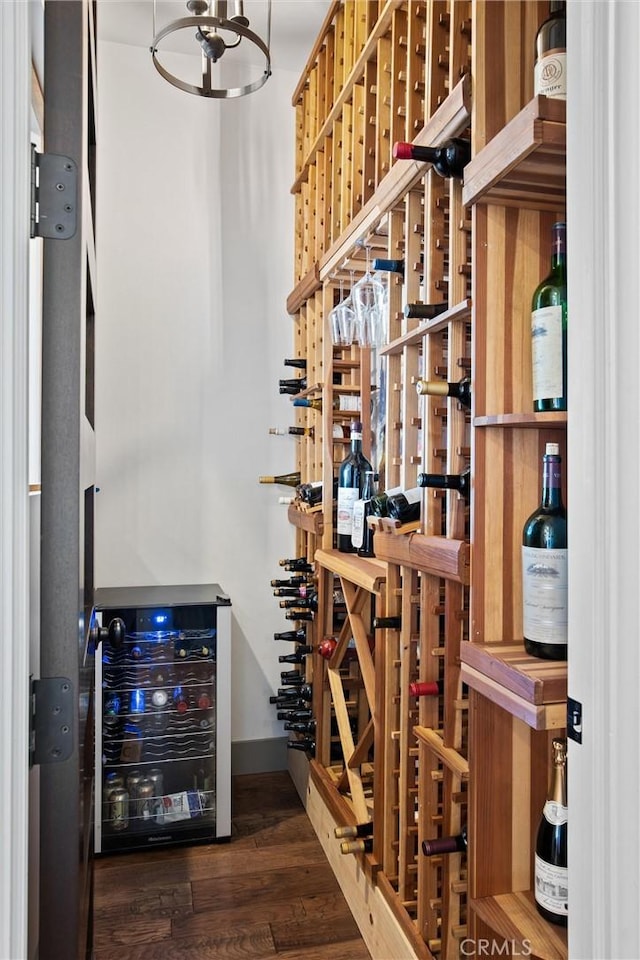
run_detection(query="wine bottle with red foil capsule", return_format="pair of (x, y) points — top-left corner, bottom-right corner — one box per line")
(522, 442), (568, 660)
(172, 687), (190, 715)
(416, 376), (471, 410)
(534, 738), (568, 926)
(409, 679), (443, 697)
(393, 138), (471, 179)
(422, 826), (467, 856)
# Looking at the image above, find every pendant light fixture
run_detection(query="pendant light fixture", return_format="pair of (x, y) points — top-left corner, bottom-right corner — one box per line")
(151, 0), (272, 99)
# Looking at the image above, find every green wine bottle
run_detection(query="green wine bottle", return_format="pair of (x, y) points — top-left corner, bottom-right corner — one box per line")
(522, 443), (567, 660)
(531, 222), (567, 412)
(258, 472), (301, 488)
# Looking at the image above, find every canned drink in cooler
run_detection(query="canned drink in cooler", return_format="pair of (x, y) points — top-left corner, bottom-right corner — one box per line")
(146, 767), (164, 821)
(103, 772), (124, 822)
(109, 788), (129, 831)
(126, 770), (144, 803)
(135, 778), (156, 822)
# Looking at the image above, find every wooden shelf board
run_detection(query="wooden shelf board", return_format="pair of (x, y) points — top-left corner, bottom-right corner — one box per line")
(315, 548), (388, 594)
(379, 299), (472, 355)
(474, 412), (567, 428)
(461, 641), (566, 705)
(462, 96), (566, 210)
(287, 261), (321, 315)
(373, 531), (470, 585)
(414, 726), (469, 779)
(287, 504), (324, 535)
(470, 891), (567, 960)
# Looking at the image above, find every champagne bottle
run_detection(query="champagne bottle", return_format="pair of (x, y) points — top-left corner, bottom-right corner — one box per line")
(287, 738), (316, 754)
(278, 557), (314, 572)
(335, 822), (374, 839)
(283, 357), (307, 369)
(372, 257), (404, 276)
(337, 421), (373, 552)
(279, 376), (307, 395)
(534, 0), (566, 100)
(386, 487), (422, 524)
(417, 468), (471, 500)
(409, 679), (443, 697)
(534, 738), (568, 926)
(392, 138), (471, 179)
(278, 648), (312, 663)
(522, 442), (568, 660)
(531, 222), (567, 411)
(259, 472), (302, 488)
(293, 395), (362, 413)
(422, 826), (467, 856)
(403, 302), (448, 320)
(273, 628), (307, 643)
(415, 376), (471, 409)
(351, 470), (377, 557)
(340, 838), (373, 855)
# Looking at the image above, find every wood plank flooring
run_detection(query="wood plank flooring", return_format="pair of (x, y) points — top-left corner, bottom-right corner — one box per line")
(93, 770), (371, 960)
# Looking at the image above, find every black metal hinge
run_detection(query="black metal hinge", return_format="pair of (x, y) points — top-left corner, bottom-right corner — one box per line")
(30, 146), (78, 239)
(567, 696), (582, 744)
(30, 677), (74, 766)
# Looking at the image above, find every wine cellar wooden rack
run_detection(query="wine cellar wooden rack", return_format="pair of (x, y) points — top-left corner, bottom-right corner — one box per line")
(279, 3), (569, 958)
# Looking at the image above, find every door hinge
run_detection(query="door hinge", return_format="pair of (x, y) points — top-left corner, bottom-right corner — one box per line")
(567, 696), (583, 744)
(30, 145), (78, 239)
(30, 676), (74, 766)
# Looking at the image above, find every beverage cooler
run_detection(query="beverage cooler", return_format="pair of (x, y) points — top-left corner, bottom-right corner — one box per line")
(94, 583), (231, 854)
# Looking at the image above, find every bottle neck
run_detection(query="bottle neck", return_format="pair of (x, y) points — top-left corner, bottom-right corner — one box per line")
(550, 223), (566, 272)
(549, 759), (567, 806)
(541, 455), (564, 508)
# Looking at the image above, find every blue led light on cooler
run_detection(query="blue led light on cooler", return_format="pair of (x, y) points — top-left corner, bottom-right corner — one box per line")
(153, 612), (168, 625)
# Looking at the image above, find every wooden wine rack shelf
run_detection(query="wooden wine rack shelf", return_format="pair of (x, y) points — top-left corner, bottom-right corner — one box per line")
(280, 4), (570, 960)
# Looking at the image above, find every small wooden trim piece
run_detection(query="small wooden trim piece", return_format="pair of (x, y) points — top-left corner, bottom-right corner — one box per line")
(413, 727), (469, 780)
(373, 532), (470, 584)
(470, 891), (568, 960)
(379, 299), (472, 355)
(315, 547), (388, 594)
(287, 504), (324, 535)
(461, 663), (566, 731)
(462, 96), (566, 210)
(460, 640), (567, 705)
(473, 411), (567, 428)
(286, 261), (321, 315)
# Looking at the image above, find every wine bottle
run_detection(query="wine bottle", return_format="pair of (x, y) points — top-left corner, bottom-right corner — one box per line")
(284, 720), (316, 734)
(296, 478), (338, 505)
(277, 684), (312, 700)
(372, 616), (402, 630)
(278, 557), (314, 573)
(276, 708), (312, 721)
(279, 376), (307, 395)
(415, 376), (471, 409)
(417, 468), (471, 500)
(269, 426), (314, 438)
(270, 576), (307, 588)
(340, 838), (373, 855)
(403, 302), (448, 320)
(409, 679), (443, 697)
(386, 487), (422, 524)
(273, 628), (308, 643)
(370, 485), (403, 518)
(534, 0), (566, 100)
(279, 596), (317, 609)
(534, 738), (568, 926)
(372, 257), (404, 276)
(392, 138), (471, 179)
(278, 648), (312, 663)
(284, 610), (314, 621)
(531, 222), (567, 412)
(351, 470), (377, 557)
(273, 586), (305, 597)
(287, 738), (315, 754)
(422, 826), (467, 856)
(337, 421), (373, 552)
(522, 442), (568, 660)
(334, 822), (374, 839)
(269, 691), (305, 705)
(293, 395), (362, 413)
(283, 357), (307, 369)
(259, 472), (302, 488)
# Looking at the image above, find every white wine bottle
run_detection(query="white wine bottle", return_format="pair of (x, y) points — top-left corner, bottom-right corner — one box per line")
(522, 443), (567, 660)
(534, 738), (568, 926)
(531, 222), (567, 411)
(258, 472), (301, 488)
(534, 1), (566, 100)
(415, 376), (471, 409)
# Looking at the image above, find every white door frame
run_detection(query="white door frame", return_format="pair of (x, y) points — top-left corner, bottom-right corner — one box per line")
(0, 3), (32, 959)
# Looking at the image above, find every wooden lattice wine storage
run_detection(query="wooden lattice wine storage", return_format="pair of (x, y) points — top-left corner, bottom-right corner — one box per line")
(278, 3), (569, 958)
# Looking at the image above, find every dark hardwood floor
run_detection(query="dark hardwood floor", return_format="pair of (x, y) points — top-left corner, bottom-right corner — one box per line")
(93, 770), (371, 960)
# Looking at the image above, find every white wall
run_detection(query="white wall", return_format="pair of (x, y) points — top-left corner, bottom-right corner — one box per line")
(96, 40), (304, 747)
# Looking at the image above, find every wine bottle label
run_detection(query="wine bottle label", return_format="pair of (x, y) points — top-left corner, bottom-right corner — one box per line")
(337, 487), (359, 535)
(534, 853), (568, 917)
(534, 50), (567, 100)
(542, 800), (568, 826)
(531, 305), (564, 401)
(351, 499), (365, 548)
(522, 546), (568, 644)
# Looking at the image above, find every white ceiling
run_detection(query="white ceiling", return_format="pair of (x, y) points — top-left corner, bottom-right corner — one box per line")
(98, 0), (331, 75)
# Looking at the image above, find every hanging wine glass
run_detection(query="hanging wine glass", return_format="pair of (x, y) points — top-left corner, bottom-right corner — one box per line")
(329, 277), (356, 346)
(352, 245), (385, 348)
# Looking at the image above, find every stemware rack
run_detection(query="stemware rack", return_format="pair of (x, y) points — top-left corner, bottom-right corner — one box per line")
(277, 3), (569, 959)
